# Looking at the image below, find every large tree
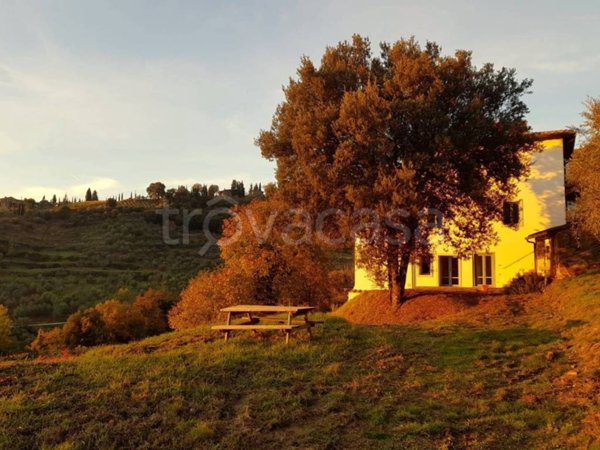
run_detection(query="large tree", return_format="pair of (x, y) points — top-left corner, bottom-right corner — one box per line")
(568, 97), (600, 241)
(257, 35), (536, 305)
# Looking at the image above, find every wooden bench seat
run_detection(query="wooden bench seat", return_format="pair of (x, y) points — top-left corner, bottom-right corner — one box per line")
(213, 304), (317, 343)
(211, 324), (309, 331)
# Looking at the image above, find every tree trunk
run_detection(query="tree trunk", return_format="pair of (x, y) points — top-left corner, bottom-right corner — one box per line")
(389, 248), (412, 306)
(387, 249), (400, 306)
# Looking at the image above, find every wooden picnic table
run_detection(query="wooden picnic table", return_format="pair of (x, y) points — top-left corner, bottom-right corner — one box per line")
(211, 305), (316, 344)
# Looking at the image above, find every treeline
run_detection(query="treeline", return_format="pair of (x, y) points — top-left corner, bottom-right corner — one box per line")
(145, 179), (267, 208)
(0, 179), (271, 215)
(0, 189), (103, 215)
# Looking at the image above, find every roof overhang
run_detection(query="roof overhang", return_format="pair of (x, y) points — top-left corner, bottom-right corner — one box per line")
(531, 129), (577, 161)
(526, 223), (570, 241)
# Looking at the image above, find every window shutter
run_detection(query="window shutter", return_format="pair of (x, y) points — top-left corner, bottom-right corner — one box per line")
(512, 203), (518, 224)
(503, 202), (511, 225)
(518, 200), (524, 228)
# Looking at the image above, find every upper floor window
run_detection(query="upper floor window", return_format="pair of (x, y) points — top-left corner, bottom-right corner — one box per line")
(503, 200), (523, 227)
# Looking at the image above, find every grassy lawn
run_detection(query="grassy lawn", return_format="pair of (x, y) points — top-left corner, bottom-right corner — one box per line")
(0, 305), (596, 449)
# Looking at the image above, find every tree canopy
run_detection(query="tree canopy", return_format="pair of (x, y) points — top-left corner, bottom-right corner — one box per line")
(168, 199), (333, 329)
(257, 35), (536, 304)
(568, 97), (600, 241)
(146, 182), (166, 200)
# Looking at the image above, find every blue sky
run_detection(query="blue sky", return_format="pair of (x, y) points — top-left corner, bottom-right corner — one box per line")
(0, 0), (598, 200)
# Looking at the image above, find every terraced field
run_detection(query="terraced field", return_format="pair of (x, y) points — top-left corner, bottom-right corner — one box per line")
(0, 208), (219, 344)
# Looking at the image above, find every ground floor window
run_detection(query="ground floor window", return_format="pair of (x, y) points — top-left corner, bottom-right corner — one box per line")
(439, 256), (459, 286)
(419, 255), (432, 275)
(474, 254), (493, 286)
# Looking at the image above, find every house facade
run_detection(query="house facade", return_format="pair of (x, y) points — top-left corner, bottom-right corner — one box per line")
(350, 130), (576, 298)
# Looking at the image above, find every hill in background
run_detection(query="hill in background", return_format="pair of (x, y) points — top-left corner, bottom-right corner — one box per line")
(0, 206), (219, 340)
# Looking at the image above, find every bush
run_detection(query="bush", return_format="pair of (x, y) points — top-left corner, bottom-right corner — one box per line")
(0, 305), (12, 352)
(168, 199), (335, 330)
(30, 327), (65, 356)
(63, 309), (111, 347)
(328, 268), (354, 308)
(505, 271), (548, 295)
(168, 267), (248, 329)
(59, 288), (173, 349)
(95, 300), (145, 343)
(134, 288), (172, 335)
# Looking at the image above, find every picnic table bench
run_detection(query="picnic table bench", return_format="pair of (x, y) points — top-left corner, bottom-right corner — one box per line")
(211, 305), (316, 344)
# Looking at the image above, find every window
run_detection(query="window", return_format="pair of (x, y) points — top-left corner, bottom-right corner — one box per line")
(474, 254), (494, 286)
(439, 256), (459, 286)
(503, 201), (522, 227)
(419, 256), (432, 275)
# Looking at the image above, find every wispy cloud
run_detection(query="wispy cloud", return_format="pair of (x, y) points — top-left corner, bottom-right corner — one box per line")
(0, 0), (596, 198)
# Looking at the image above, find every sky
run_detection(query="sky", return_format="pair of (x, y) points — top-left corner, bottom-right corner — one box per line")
(0, 0), (599, 200)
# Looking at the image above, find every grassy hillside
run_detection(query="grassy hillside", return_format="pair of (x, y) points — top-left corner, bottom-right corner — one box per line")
(0, 205), (353, 349)
(0, 208), (218, 325)
(0, 274), (597, 449)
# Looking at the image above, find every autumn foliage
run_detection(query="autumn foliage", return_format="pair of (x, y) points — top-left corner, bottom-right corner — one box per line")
(0, 305), (13, 353)
(568, 97), (600, 241)
(258, 35), (535, 304)
(30, 288), (172, 354)
(168, 199), (334, 330)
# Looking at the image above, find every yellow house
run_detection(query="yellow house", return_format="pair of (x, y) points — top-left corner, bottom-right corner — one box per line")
(350, 130), (576, 297)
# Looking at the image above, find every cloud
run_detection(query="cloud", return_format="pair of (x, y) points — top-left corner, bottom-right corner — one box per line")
(0, 46), (281, 200)
(527, 56), (600, 74)
(0, 130), (21, 155)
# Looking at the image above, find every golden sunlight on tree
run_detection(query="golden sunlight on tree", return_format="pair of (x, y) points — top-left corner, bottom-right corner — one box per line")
(568, 97), (600, 241)
(168, 199), (333, 330)
(258, 35), (536, 305)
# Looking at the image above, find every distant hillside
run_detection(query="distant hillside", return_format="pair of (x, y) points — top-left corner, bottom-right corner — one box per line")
(0, 207), (219, 331)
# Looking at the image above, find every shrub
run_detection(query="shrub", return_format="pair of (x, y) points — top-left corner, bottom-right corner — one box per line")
(328, 268), (355, 308)
(63, 309), (111, 347)
(59, 288), (173, 348)
(133, 288), (172, 334)
(168, 267), (248, 329)
(0, 305), (12, 352)
(30, 327), (65, 356)
(95, 300), (145, 343)
(505, 271), (548, 295)
(168, 199), (335, 330)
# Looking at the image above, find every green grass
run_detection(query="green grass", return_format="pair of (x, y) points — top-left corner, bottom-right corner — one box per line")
(0, 310), (594, 449)
(0, 206), (353, 348)
(0, 207), (221, 350)
(0, 209), (218, 326)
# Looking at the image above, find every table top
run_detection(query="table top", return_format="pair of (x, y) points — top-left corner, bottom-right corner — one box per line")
(220, 305), (316, 313)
